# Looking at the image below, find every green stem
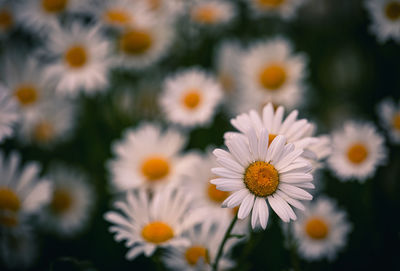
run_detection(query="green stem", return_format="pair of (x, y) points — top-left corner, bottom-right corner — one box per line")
(212, 215), (238, 271)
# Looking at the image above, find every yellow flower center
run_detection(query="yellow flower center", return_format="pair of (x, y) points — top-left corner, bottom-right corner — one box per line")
(257, 0), (285, 8)
(219, 73), (234, 93)
(305, 217), (329, 240)
(147, 0), (161, 10)
(119, 29), (153, 55)
(0, 187), (20, 227)
(182, 90), (202, 110)
(185, 246), (210, 266)
(14, 84), (38, 106)
(104, 9), (131, 26)
(0, 9), (13, 30)
(141, 156), (170, 181)
(244, 161), (279, 197)
(192, 5), (218, 24)
(50, 189), (73, 214)
(141, 221), (174, 244)
(41, 0), (68, 14)
(33, 121), (54, 143)
(347, 143), (368, 164)
(385, 1), (400, 21)
(259, 64), (287, 90)
(207, 183), (230, 203)
(268, 133), (277, 146)
(392, 113), (400, 131)
(64, 45), (87, 69)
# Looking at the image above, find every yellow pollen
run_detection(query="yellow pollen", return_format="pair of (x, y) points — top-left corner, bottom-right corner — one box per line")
(259, 64), (287, 90)
(268, 133), (277, 146)
(244, 161), (279, 197)
(185, 246), (210, 266)
(141, 221), (174, 244)
(141, 156), (170, 181)
(0, 9), (13, 30)
(64, 45), (87, 68)
(305, 217), (329, 240)
(119, 29), (152, 55)
(14, 84), (38, 106)
(50, 189), (73, 214)
(41, 0), (68, 14)
(347, 143), (368, 164)
(104, 9), (131, 25)
(33, 121), (54, 143)
(182, 90), (202, 110)
(257, 0), (285, 8)
(192, 5), (218, 24)
(385, 1), (400, 21)
(207, 183), (230, 203)
(0, 188), (20, 227)
(392, 113), (400, 131)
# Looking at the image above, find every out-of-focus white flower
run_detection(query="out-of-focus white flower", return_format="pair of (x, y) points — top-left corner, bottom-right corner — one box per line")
(0, 85), (19, 143)
(366, 0), (400, 43)
(187, 0), (237, 27)
(244, 0), (307, 20)
(328, 121), (387, 182)
(377, 98), (400, 144)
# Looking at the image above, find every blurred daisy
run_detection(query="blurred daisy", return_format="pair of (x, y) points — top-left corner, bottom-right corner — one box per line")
(225, 103), (319, 161)
(0, 85), (19, 143)
(366, 0), (400, 43)
(328, 121), (387, 182)
(0, 151), (52, 229)
(41, 165), (95, 236)
(17, 98), (76, 147)
(108, 123), (198, 192)
(245, 0), (307, 20)
(104, 187), (205, 260)
(0, 1), (17, 38)
(114, 19), (174, 70)
(139, 0), (184, 20)
(292, 196), (352, 261)
(212, 127), (314, 229)
(159, 68), (223, 128)
(239, 37), (307, 109)
(162, 218), (237, 271)
(377, 98), (400, 144)
(187, 0), (236, 27)
(44, 23), (111, 97)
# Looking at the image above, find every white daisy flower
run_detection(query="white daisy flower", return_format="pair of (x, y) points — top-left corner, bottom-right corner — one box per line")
(41, 165), (95, 236)
(239, 37), (308, 110)
(43, 23), (111, 97)
(17, 98), (76, 147)
(245, 0), (307, 20)
(0, 151), (52, 229)
(225, 103), (320, 162)
(159, 68), (223, 128)
(212, 126), (314, 230)
(113, 18), (174, 70)
(104, 187), (205, 260)
(0, 0), (17, 38)
(366, 0), (400, 43)
(162, 218), (237, 271)
(328, 121), (387, 182)
(0, 85), (19, 143)
(107, 123), (198, 192)
(187, 0), (236, 27)
(291, 196), (352, 261)
(377, 98), (400, 144)
(139, 0), (184, 20)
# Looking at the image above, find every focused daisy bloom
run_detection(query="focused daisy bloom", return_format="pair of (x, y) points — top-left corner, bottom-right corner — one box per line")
(239, 37), (308, 109)
(0, 1), (17, 38)
(0, 85), (19, 143)
(245, 0), (307, 20)
(41, 165), (95, 236)
(328, 121), (387, 182)
(187, 0), (236, 27)
(162, 218), (237, 271)
(291, 196), (352, 261)
(104, 187), (205, 260)
(17, 98), (76, 147)
(212, 126), (314, 229)
(366, 0), (400, 43)
(377, 98), (400, 144)
(0, 151), (52, 229)
(43, 23), (111, 97)
(113, 18), (174, 70)
(159, 68), (223, 128)
(108, 123), (198, 192)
